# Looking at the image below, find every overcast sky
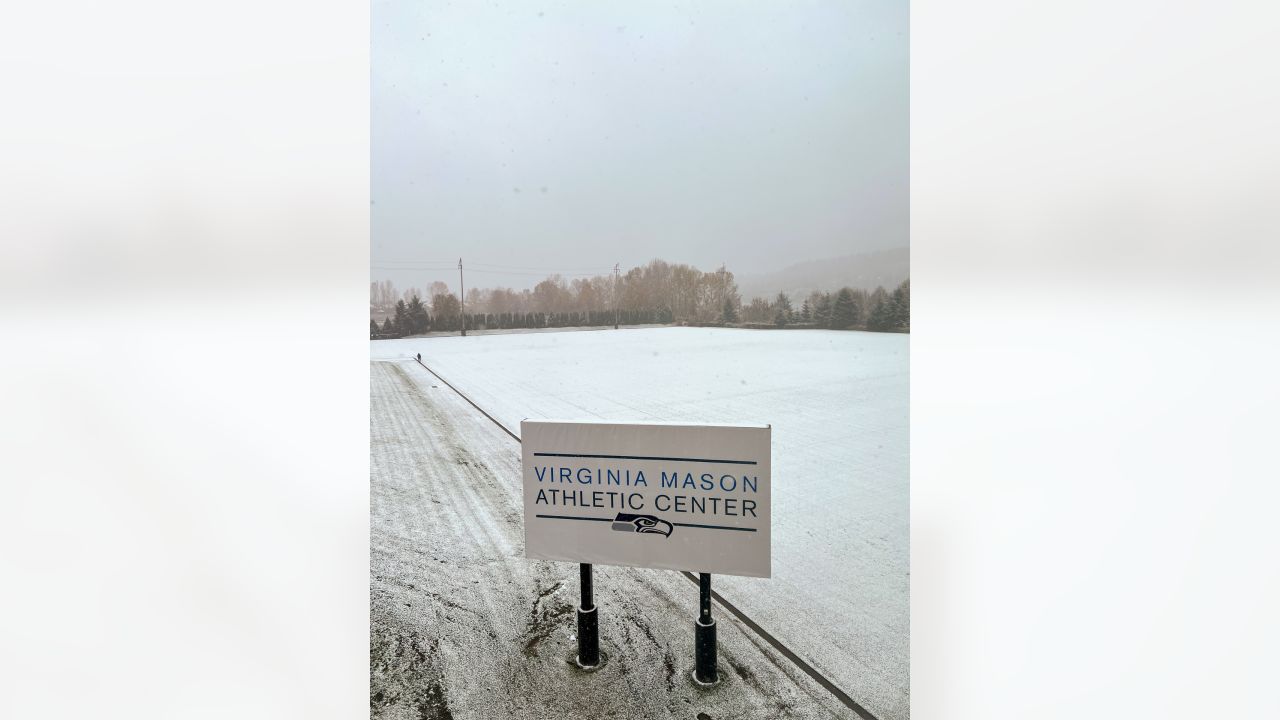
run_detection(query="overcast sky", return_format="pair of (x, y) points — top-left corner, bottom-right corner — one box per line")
(372, 1), (907, 291)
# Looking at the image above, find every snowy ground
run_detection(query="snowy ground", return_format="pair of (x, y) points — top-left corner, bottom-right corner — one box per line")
(371, 359), (855, 719)
(371, 326), (908, 719)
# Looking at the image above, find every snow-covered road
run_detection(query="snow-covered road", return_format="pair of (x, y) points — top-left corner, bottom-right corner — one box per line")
(372, 326), (909, 720)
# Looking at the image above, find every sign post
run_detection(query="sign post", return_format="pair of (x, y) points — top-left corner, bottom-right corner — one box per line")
(521, 419), (771, 679)
(576, 562), (599, 668)
(695, 572), (717, 684)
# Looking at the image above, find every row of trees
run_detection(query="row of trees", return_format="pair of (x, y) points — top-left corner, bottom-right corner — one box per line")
(370, 303), (674, 338)
(738, 280), (910, 331)
(371, 259), (739, 322)
(371, 259), (908, 338)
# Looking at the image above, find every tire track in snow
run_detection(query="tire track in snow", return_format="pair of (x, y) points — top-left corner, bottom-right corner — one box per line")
(386, 363), (528, 637)
(373, 362), (571, 716)
(409, 356), (881, 720)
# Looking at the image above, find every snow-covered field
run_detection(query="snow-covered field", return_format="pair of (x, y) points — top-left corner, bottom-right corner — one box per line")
(372, 359), (858, 719)
(371, 326), (908, 719)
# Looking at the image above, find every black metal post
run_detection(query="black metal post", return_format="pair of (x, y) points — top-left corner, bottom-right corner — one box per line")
(695, 572), (717, 683)
(576, 563), (599, 668)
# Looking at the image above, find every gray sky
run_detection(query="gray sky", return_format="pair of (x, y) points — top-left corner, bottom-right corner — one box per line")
(372, 1), (907, 291)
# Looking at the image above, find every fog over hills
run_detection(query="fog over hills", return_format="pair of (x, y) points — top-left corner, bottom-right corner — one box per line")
(736, 247), (909, 301)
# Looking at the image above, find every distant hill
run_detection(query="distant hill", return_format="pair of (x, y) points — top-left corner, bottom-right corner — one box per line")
(736, 247), (909, 301)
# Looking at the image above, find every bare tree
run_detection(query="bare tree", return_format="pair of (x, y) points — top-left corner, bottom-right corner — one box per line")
(532, 275), (572, 313)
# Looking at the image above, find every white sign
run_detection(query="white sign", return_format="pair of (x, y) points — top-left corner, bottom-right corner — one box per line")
(521, 420), (771, 578)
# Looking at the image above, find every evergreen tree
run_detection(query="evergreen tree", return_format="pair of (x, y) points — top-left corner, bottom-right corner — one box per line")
(721, 297), (738, 324)
(369, 318), (379, 339)
(831, 287), (861, 329)
(812, 292), (833, 328)
(393, 299), (408, 335)
(406, 295), (430, 335)
(800, 299), (812, 323)
(890, 279), (910, 331)
(869, 285), (888, 308)
(773, 292), (793, 327)
(867, 286), (893, 331)
(381, 317), (395, 336)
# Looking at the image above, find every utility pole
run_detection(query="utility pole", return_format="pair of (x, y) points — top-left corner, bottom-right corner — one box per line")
(458, 257), (466, 337)
(613, 263), (620, 330)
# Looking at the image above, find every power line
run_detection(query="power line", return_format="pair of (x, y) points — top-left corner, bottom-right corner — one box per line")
(373, 260), (463, 266)
(373, 265), (610, 278)
(465, 268), (609, 277)
(467, 262), (614, 273)
(375, 259), (457, 266)
(378, 260), (613, 274)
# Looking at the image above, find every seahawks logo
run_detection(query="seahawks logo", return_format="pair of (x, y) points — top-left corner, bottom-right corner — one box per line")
(611, 513), (673, 537)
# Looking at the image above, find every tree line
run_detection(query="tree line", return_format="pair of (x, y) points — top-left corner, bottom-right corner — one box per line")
(737, 281), (910, 332)
(371, 259), (907, 338)
(370, 300), (674, 338)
